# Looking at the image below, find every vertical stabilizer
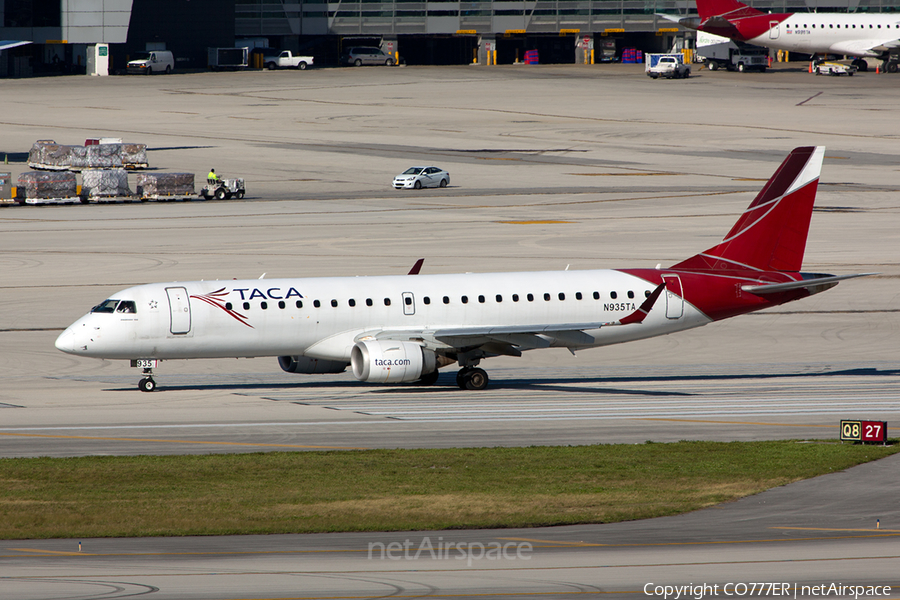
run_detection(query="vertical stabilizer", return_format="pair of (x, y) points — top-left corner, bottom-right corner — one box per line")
(695, 0), (765, 21)
(673, 147), (824, 273)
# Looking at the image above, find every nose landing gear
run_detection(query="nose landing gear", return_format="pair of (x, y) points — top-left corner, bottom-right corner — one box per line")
(138, 367), (157, 392)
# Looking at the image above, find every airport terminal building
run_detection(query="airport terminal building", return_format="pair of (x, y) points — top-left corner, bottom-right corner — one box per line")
(1, 0), (898, 75)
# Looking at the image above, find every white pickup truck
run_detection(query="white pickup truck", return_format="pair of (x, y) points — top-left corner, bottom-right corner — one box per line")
(263, 50), (313, 70)
(645, 54), (691, 79)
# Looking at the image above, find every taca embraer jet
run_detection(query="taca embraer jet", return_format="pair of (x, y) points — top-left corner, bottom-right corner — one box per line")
(56, 147), (868, 392)
(679, 0), (900, 72)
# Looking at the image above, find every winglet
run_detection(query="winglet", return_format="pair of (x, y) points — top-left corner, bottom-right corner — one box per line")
(408, 258), (424, 275)
(619, 281), (666, 325)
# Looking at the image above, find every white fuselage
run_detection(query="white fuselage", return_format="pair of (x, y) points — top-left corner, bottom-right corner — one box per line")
(749, 14), (900, 57)
(55, 270), (709, 363)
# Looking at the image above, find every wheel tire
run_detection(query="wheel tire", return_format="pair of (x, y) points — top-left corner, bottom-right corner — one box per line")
(413, 180), (422, 189)
(439, 179), (448, 188)
(465, 368), (489, 391)
(815, 67), (821, 75)
(201, 192), (210, 200)
(298, 62), (307, 70)
(354, 59), (363, 67)
(707, 61), (718, 71)
(266, 62), (276, 70)
(139, 378), (156, 392)
(236, 190), (245, 199)
(386, 58), (394, 66)
(738, 62), (745, 72)
(684, 69), (690, 78)
(146, 67), (152, 75)
(215, 188), (226, 200)
(456, 368), (470, 389)
(165, 65), (172, 74)
(888, 62), (898, 73)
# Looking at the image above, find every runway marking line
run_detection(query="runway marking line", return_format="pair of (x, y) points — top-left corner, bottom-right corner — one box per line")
(0, 432), (365, 450)
(499, 531), (900, 547)
(637, 418), (833, 428)
(772, 526), (900, 533)
(496, 220), (575, 224)
(11, 548), (95, 556)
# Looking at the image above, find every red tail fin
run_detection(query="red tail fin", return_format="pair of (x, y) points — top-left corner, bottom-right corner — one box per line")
(673, 147), (824, 273)
(695, 0), (764, 21)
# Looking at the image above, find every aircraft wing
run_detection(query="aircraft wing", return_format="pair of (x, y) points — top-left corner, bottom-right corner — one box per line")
(742, 273), (875, 295)
(366, 282), (666, 353)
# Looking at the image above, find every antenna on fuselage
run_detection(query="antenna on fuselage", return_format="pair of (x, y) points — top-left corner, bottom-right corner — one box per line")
(259, 273), (266, 279)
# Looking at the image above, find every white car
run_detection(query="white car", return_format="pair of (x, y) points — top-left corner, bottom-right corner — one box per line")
(814, 61), (857, 76)
(393, 166), (449, 189)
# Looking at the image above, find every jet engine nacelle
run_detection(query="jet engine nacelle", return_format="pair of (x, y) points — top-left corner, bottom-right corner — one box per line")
(350, 340), (437, 383)
(278, 355), (348, 374)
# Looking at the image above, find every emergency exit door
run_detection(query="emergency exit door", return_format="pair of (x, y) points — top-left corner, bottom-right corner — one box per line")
(166, 287), (192, 334)
(402, 292), (416, 316)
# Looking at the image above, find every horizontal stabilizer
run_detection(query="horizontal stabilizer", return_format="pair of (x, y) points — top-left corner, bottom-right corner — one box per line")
(742, 273), (876, 294)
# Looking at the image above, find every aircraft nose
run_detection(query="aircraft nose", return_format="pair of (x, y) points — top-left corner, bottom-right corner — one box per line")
(55, 328), (76, 353)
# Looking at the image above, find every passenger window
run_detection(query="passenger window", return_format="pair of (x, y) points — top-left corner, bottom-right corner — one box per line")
(261, 302), (268, 310)
(91, 299), (120, 313)
(243, 302), (250, 310)
(116, 301), (137, 313)
(349, 299), (356, 307)
(314, 300), (321, 308)
(593, 291), (600, 300)
(405, 297), (412, 306)
(543, 293), (551, 301)
(645, 290), (652, 298)
(443, 296), (450, 304)
(296, 300), (303, 308)
(366, 298), (373, 306)
(627, 291), (635, 299)
(423, 297), (430, 305)
(478, 295), (485, 303)
(226, 302), (233, 310)
(331, 299), (338, 307)
(610, 291), (618, 299)
(384, 298), (391, 306)
(558, 292), (565, 301)
(278, 301), (286, 309)
(575, 292), (582, 300)
(512, 294), (519, 302)
(461, 295), (468, 304)
(527, 293), (534, 301)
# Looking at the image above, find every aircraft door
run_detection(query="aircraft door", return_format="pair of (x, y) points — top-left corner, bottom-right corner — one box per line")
(662, 275), (684, 320)
(166, 286), (192, 334)
(402, 292), (415, 316)
(769, 21), (780, 39)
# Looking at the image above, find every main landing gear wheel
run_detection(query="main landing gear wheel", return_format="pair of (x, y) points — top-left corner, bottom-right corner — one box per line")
(456, 367), (489, 390)
(138, 377), (156, 392)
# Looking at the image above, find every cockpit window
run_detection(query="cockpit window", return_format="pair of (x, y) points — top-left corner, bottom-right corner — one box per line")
(91, 299), (120, 313)
(116, 301), (137, 314)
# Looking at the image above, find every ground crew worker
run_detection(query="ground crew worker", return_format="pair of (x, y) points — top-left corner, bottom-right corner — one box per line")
(207, 168), (220, 185)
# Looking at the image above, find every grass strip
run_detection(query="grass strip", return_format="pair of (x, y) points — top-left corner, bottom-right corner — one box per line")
(1, 441), (896, 539)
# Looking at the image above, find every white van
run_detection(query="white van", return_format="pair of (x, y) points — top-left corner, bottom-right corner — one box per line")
(126, 51), (175, 75)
